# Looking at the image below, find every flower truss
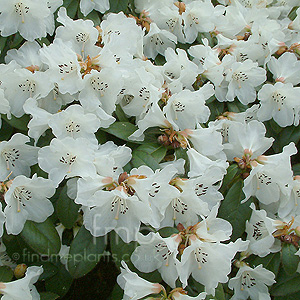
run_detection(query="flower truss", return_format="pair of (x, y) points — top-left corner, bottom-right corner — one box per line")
(0, 0), (300, 299)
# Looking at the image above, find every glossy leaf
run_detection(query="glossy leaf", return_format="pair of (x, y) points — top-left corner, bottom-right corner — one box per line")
(282, 243), (299, 275)
(20, 219), (61, 256)
(56, 185), (80, 229)
(247, 252), (281, 276)
(218, 180), (252, 241)
(67, 226), (106, 278)
(102, 121), (140, 143)
(271, 269), (300, 296)
(109, 0), (130, 13)
(45, 262), (73, 297)
(40, 292), (60, 300)
(131, 149), (161, 171)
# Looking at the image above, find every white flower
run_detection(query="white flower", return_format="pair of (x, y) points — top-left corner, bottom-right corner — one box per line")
(163, 48), (198, 92)
(93, 141), (132, 177)
(48, 104), (100, 141)
(38, 137), (97, 186)
(79, 68), (124, 116)
(189, 38), (224, 86)
(187, 148), (228, 178)
(23, 98), (53, 146)
(5, 41), (42, 69)
(223, 120), (274, 161)
(163, 84), (213, 131)
(80, 0), (110, 16)
(39, 38), (84, 94)
(195, 204), (232, 243)
(56, 7), (99, 57)
(83, 186), (151, 242)
(0, 133), (39, 181)
(131, 232), (181, 288)
(179, 236), (249, 295)
(0, 0), (51, 41)
(182, 0), (216, 43)
(117, 261), (162, 300)
(243, 142), (297, 205)
(216, 57), (266, 105)
(0, 266), (43, 300)
(143, 23), (177, 59)
(1, 68), (53, 118)
(267, 52), (300, 85)
(245, 203), (280, 257)
(257, 82), (300, 127)
(4, 174), (55, 235)
(228, 263), (275, 300)
(160, 177), (209, 228)
(0, 89), (10, 129)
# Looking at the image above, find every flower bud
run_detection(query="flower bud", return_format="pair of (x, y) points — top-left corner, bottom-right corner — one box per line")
(14, 264), (27, 279)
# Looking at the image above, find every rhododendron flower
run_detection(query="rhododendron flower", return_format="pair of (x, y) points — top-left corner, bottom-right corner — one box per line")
(0, 266), (43, 300)
(4, 174), (55, 235)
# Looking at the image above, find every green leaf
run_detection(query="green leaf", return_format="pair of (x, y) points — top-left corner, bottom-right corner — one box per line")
(56, 185), (80, 229)
(0, 36), (8, 52)
(220, 164), (240, 194)
(2, 114), (30, 132)
(83, 10), (101, 26)
(20, 219), (61, 256)
(275, 125), (300, 151)
(0, 119), (13, 140)
(40, 292), (60, 300)
(45, 262), (73, 297)
(292, 163), (300, 175)
(275, 291), (300, 300)
(10, 33), (24, 48)
(206, 283), (225, 300)
(218, 180), (252, 241)
(0, 266), (14, 282)
(135, 143), (167, 163)
(154, 54), (166, 66)
(36, 262), (59, 280)
(110, 231), (137, 269)
(282, 243), (299, 275)
(158, 227), (179, 238)
(64, 0), (79, 18)
(131, 149), (161, 171)
(247, 252), (281, 276)
(207, 100), (224, 121)
(109, 283), (124, 300)
(67, 226), (106, 278)
(115, 104), (129, 122)
(109, 0), (130, 13)
(271, 270), (300, 296)
(102, 121), (140, 143)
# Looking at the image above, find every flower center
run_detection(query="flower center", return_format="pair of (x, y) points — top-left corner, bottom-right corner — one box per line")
(111, 196), (129, 220)
(90, 77), (109, 96)
(172, 197), (188, 220)
(155, 242), (172, 266)
(241, 272), (256, 290)
(15, 2), (29, 23)
(59, 153), (77, 173)
(13, 186), (32, 212)
(194, 247), (209, 269)
(271, 91), (286, 111)
(18, 79), (36, 97)
(1, 148), (20, 170)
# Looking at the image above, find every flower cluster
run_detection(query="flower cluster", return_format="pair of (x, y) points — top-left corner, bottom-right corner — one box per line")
(0, 0), (300, 299)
